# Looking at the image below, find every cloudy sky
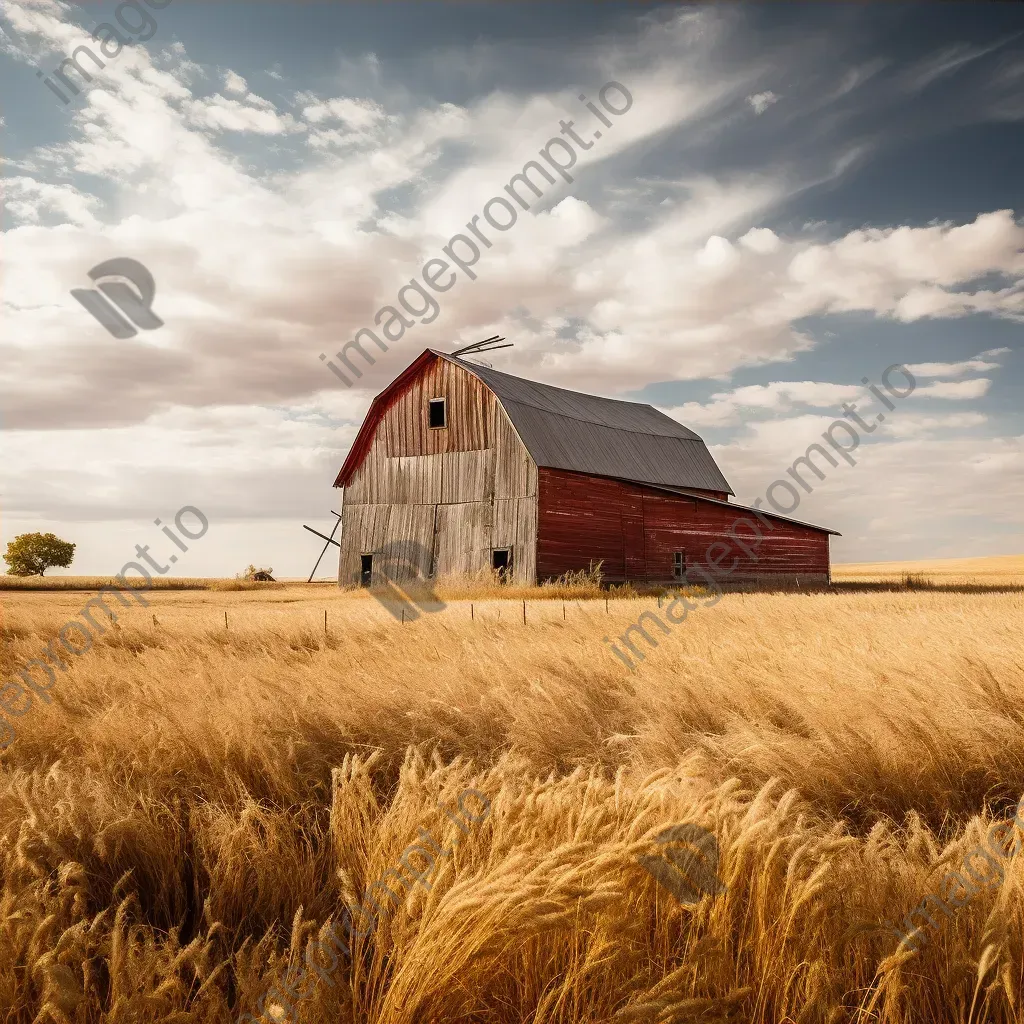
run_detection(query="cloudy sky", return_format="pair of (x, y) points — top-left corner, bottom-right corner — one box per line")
(2, 1), (1022, 577)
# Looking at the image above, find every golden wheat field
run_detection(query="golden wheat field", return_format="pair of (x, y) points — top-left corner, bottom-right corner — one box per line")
(834, 554), (1024, 588)
(1, 568), (1023, 1023)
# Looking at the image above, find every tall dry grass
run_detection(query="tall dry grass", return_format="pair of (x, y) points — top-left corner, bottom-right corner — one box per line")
(0, 584), (1023, 1023)
(0, 575), (220, 591)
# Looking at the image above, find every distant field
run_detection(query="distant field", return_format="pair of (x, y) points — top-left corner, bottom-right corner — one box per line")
(1, 580), (1023, 1023)
(5, 552), (1023, 595)
(0, 575), (328, 591)
(835, 552), (1024, 586)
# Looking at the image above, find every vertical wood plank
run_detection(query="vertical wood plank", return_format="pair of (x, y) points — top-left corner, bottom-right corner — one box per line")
(339, 355), (538, 585)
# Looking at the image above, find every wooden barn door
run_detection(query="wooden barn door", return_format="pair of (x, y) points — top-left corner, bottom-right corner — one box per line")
(622, 513), (646, 582)
(643, 494), (697, 583)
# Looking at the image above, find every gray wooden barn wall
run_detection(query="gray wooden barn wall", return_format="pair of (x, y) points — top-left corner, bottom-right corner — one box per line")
(339, 359), (538, 585)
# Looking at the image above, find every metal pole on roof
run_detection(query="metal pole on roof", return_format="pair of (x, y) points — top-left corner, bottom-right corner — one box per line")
(450, 336), (510, 357)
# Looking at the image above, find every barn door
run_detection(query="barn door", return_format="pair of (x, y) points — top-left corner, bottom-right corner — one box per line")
(622, 514), (646, 582)
(643, 494), (696, 583)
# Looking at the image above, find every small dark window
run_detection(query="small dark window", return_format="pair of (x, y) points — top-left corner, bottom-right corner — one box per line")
(428, 398), (447, 428)
(673, 551), (685, 578)
(492, 548), (511, 580)
(360, 554), (373, 587)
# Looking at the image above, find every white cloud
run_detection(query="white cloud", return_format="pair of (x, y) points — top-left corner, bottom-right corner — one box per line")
(1, 397), (363, 524)
(787, 210), (1024, 296)
(710, 419), (1024, 560)
(898, 40), (1012, 95)
(662, 380), (868, 428)
(187, 92), (302, 134)
(883, 411), (988, 437)
(747, 90), (778, 114)
(905, 348), (1010, 377)
(301, 95), (387, 129)
(739, 226), (781, 253)
(223, 70), (247, 94)
(523, 208), (1024, 392)
(2, 176), (100, 227)
(917, 378), (993, 399)
(8, 0), (1021, 409)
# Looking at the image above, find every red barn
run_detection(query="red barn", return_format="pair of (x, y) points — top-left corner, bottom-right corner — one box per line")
(333, 349), (838, 587)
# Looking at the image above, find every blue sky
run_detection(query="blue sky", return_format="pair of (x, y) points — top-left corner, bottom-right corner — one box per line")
(1, 1), (1022, 576)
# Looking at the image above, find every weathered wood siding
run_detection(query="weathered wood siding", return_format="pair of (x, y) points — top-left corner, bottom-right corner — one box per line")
(536, 468), (830, 585)
(340, 358), (538, 585)
(381, 357), (493, 458)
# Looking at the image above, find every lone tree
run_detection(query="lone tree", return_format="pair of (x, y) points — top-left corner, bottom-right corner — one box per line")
(4, 532), (76, 577)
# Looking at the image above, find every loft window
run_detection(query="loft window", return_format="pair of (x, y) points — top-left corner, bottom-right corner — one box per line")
(492, 548), (511, 580)
(673, 551), (686, 578)
(428, 397), (447, 428)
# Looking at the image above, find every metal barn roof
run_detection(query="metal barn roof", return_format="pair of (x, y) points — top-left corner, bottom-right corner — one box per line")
(444, 353), (735, 496)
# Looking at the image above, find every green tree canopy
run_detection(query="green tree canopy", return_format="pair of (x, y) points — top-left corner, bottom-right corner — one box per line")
(4, 532), (76, 577)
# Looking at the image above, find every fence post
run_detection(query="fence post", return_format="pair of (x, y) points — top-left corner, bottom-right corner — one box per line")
(224, 611), (228, 630)
(471, 603), (474, 621)
(522, 599), (526, 625)
(324, 609), (327, 633)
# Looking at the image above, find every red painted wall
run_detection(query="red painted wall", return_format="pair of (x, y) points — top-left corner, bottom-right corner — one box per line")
(536, 468), (831, 584)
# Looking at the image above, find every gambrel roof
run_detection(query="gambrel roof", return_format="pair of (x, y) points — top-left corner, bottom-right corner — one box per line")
(447, 354), (734, 496)
(334, 348), (733, 495)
